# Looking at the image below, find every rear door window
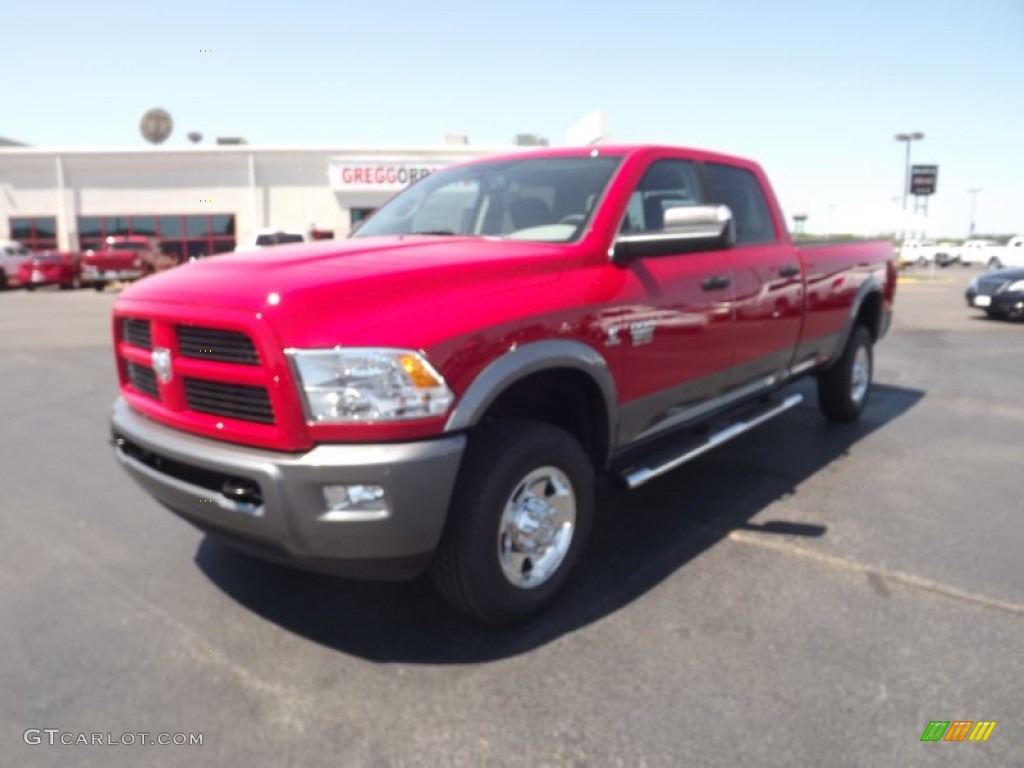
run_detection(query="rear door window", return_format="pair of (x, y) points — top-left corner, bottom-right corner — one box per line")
(703, 163), (777, 245)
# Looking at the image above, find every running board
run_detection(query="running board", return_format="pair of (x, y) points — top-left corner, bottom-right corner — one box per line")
(618, 393), (804, 490)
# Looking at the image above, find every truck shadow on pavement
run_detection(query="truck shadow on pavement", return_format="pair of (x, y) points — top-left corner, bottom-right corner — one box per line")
(195, 380), (924, 663)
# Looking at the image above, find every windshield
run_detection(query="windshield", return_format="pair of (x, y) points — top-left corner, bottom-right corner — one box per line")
(352, 155), (622, 243)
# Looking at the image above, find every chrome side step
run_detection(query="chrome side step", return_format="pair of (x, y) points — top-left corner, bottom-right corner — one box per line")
(619, 393), (804, 490)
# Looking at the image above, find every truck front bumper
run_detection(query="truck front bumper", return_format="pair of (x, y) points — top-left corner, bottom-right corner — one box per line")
(84, 267), (144, 281)
(110, 397), (466, 580)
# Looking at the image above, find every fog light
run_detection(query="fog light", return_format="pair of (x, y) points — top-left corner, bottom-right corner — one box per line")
(321, 484), (389, 521)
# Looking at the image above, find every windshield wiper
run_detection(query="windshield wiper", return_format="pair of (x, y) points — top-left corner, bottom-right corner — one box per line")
(409, 229), (456, 236)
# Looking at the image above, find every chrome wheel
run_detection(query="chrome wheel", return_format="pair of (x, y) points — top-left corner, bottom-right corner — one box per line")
(850, 345), (871, 405)
(498, 466), (576, 589)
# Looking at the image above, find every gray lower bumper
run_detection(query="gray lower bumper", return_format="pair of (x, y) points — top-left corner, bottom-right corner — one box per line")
(84, 268), (143, 281)
(109, 398), (466, 580)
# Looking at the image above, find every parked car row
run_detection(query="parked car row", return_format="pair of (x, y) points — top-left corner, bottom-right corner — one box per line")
(900, 236), (1024, 270)
(2, 235), (189, 293)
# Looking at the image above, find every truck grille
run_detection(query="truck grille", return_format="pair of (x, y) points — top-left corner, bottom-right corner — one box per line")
(184, 378), (274, 424)
(178, 326), (260, 365)
(122, 318), (152, 349)
(126, 362), (160, 400)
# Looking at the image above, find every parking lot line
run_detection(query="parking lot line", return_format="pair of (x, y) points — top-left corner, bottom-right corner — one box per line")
(727, 530), (1024, 616)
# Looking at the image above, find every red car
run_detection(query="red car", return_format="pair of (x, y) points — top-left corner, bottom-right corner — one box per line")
(18, 251), (86, 290)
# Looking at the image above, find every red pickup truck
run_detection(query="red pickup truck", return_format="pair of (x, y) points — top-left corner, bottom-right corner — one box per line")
(83, 235), (162, 291)
(108, 145), (896, 624)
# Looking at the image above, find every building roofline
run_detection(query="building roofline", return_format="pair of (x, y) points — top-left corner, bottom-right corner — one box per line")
(0, 144), (523, 156)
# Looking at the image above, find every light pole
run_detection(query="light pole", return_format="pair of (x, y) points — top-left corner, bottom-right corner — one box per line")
(894, 132), (924, 210)
(968, 188), (982, 237)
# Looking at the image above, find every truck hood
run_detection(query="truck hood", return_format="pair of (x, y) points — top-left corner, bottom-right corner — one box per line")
(118, 235), (573, 347)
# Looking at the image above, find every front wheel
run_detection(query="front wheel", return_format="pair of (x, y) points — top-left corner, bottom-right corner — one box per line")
(430, 420), (594, 625)
(817, 325), (874, 423)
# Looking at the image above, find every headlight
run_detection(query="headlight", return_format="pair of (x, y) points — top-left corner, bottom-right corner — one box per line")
(287, 347), (454, 423)
(1006, 280), (1024, 292)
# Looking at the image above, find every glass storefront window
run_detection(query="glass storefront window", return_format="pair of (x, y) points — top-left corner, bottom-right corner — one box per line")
(159, 215), (183, 237)
(9, 216), (58, 251)
(75, 214), (235, 258)
(185, 215), (209, 237)
(132, 216), (157, 235)
(350, 208), (376, 229)
(211, 215), (235, 236)
(78, 217), (102, 239)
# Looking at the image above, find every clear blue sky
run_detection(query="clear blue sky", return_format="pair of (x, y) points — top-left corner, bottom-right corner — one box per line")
(5, 0), (1022, 237)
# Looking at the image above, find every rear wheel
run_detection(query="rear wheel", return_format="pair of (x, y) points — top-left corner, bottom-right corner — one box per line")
(430, 420), (594, 625)
(817, 325), (873, 423)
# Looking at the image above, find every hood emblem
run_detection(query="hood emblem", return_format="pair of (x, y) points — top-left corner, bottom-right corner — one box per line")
(152, 347), (173, 384)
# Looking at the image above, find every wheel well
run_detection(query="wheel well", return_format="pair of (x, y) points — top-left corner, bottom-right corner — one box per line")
(479, 369), (609, 468)
(856, 291), (883, 340)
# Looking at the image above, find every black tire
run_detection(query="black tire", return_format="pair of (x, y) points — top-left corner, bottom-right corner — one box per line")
(60, 275), (82, 291)
(25, 284), (36, 292)
(92, 281), (106, 292)
(430, 420), (594, 625)
(817, 325), (873, 423)
(984, 309), (1008, 320)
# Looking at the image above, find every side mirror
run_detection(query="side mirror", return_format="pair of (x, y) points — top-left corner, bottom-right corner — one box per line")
(613, 204), (736, 262)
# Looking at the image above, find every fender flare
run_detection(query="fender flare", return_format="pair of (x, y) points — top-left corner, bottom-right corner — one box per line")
(824, 277), (883, 369)
(443, 340), (619, 463)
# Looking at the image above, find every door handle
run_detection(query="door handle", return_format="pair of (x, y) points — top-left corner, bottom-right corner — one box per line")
(778, 264), (801, 278)
(701, 275), (731, 291)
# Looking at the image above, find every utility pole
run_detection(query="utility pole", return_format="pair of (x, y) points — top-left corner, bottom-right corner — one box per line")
(968, 188), (982, 237)
(894, 132), (924, 210)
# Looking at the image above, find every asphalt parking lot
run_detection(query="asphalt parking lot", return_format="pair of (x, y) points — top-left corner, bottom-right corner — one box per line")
(2, 270), (1022, 767)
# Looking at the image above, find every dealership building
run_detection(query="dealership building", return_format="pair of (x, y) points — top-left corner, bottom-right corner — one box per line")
(0, 142), (517, 261)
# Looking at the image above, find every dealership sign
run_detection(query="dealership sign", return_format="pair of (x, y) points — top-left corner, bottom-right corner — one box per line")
(910, 164), (938, 196)
(328, 159), (450, 192)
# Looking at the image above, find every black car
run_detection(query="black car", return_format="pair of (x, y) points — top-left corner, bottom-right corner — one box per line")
(965, 268), (1024, 319)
